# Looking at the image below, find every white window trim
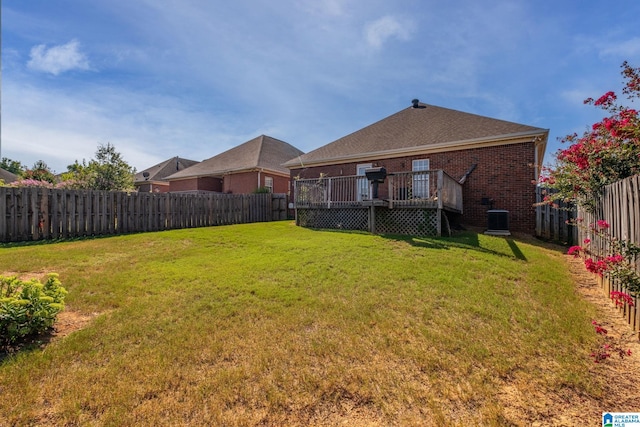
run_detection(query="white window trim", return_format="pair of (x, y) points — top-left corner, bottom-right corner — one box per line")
(264, 176), (273, 193)
(356, 163), (372, 201)
(412, 159), (430, 199)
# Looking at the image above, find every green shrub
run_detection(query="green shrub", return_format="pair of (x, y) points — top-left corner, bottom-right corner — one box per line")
(0, 274), (67, 347)
(253, 186), (271, 194)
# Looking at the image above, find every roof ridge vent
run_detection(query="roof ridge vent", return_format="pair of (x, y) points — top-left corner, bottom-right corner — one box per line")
(411, 99), (425, 109)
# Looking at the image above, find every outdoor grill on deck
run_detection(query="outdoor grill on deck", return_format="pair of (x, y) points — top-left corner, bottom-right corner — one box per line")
(364, 167), (387, 199)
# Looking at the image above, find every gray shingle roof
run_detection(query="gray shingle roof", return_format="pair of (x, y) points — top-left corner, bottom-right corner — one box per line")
(167, 135), (304, 180)
(134, 156), (200, 183)
(0, 168), (18, 183)
(284, 102), (548, 168)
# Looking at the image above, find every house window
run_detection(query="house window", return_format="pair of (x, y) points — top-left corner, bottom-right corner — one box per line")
(264, 176), (273, 193)
(412, 159), (430, 199)
(356, 163), (372, 201)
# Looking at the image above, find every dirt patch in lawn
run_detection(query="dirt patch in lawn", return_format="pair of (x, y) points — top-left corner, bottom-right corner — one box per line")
(48, 310), (99, 340)
(1, 310), (100, 360)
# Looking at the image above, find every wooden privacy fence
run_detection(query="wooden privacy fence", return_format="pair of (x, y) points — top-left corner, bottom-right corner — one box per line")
(535, 186), (576, 245)
(0, 188), (288, 243)
(576, 175), (640, 337)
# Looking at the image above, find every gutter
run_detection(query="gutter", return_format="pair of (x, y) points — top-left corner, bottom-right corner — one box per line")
(283, 129), (549, 169)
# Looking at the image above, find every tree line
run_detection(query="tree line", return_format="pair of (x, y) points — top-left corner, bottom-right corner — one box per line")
(0, 143), (136, 192)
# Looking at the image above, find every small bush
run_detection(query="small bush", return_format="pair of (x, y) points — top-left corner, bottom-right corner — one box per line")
(253, 186), (271, 194)
(0, 274), (67, 348)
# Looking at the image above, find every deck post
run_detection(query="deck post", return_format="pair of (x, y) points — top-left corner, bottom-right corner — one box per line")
(293, 180), (299, 225)
(369, 205), (375, 234)
(437, 171), (443, 237)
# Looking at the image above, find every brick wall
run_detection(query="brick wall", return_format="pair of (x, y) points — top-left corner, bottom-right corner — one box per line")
(167, 173), (290, 194)
(224, 172), (257, 193)
(290, 142), (538, 233)
(269, 174), (291, 195)
(169, 177), (223, 192)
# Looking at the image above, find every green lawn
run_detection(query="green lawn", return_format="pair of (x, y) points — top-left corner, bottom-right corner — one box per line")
(0, 221), (602, 425)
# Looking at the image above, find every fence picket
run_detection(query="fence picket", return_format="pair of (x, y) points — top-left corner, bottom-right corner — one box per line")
(576, 175), (640, 336)
(0, 188), (287, 243)
(535, 187), (575, 244)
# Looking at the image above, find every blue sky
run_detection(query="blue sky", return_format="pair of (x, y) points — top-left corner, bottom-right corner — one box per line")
(2, 0), (640, 174)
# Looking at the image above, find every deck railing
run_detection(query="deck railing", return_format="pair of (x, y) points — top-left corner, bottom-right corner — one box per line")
(294, 170), (463, 213)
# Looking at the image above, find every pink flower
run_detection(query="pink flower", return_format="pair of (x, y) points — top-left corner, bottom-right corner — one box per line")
(583, 238), (591, 244)
(591, 320), (608, 335)
(585, 258), (608, 276)
(596, 219), (610, 229)
(605, 254), (624, 264)
(593, 91), (617, 107)
(567, 246), (582, 257)
(610, 291), (635, 307)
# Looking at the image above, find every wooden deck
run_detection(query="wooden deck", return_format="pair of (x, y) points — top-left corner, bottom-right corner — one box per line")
(294, 170), (462, 213)
(294, 170), (463, 236)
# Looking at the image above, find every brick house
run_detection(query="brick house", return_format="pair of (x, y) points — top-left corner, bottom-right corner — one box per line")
(166, 135), (304, 194)
(134, 156), (200, 193)
(284, 100), (548, 234)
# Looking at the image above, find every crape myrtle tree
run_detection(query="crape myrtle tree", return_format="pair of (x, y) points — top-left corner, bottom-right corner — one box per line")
(543, 62), (640, 363)
(542, 61), (640, 211)
(23, 160), (56, 184)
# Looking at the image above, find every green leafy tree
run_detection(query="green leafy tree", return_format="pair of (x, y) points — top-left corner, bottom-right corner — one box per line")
(60, 143), (135, 191)
(88, 143), (136, 191)
(0, 158), (26, 176)
(58, 160), (94, 190)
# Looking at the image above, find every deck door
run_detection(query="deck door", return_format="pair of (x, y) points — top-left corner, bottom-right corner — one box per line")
(356, 163), (372, 201)
(412, 159), (430, 199)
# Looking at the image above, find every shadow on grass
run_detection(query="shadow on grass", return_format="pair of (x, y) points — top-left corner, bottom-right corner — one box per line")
(506, 238), (527, 261)
(380, 231), (533, 261)
(0, 330), (54, 365)
(304, 226), (529, 259)
(0, 231), (146, 249)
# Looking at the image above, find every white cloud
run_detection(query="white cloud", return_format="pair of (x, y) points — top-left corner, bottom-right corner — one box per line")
(2, 75), (273, 173)
(364, 15), (413, 49)
(27, 39), (90, 75)
(598, 37), (640, 58)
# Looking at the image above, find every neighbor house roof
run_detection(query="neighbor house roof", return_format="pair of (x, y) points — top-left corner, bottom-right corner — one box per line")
(167, 135), (304, 180)
(134, 156), (200, 184)
(283, 101), (548, 168)
(0, 168), (18, 184)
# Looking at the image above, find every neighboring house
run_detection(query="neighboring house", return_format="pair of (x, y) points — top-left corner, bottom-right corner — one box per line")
(134, 156), (200, 193)
(166, 135), (304, 194)
(284, 100), (548, 234)
(0, 168), (19, 184)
